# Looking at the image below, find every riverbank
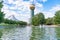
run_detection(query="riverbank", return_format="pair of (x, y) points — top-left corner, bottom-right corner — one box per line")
(0, 23), (60, 28)
(0, 23), (27, 26)
(44, 25), (58, 27)
(28, 25), (60, 27)
(44, 25), (60, 27)
(0, 23), (8, 25)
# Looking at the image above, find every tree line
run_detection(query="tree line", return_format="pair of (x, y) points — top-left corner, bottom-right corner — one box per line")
(32, 11), (60, 26)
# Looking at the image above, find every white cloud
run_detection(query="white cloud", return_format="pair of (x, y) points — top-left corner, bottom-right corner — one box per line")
(2, 0), (43, 23)
(42, 0), (47, 2)
(35, 3), (43, 8)
(42, 5), (60, 18)
(50, 5), (60, 12)
(43, 11), (54, 18)
(34, 3), (43, 14)
(37, 0), (47, 2)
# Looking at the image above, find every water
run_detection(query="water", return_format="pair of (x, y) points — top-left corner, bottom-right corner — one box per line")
(0, 25), (60, 40)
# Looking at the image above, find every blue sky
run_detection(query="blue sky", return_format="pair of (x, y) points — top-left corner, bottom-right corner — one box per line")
(1, 0), (60, 23)
(42, 0), (60, 10)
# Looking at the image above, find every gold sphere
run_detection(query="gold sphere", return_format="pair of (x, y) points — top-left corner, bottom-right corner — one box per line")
(30, 5), (35, 10)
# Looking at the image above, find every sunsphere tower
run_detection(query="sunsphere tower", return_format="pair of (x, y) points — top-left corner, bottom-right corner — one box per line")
(30, 4), (35, 17)
(30, 0), (35, 24)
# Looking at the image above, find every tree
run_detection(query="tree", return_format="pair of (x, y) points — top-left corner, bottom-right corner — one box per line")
(37, 13), (45, 25)
(4, 19), (27, 25)
(45, 18), (54, 25)
(32, 12), (45, 26)
(32, 16), (40, 26)
(0, 1), (4, 23)
(54, 10), (60, 24)
(0, 1), (3, 10)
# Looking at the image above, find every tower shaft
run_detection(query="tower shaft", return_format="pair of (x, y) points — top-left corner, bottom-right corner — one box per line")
(31, 9), (34, 17)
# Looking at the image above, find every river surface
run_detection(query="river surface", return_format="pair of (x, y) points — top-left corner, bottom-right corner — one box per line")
(0, 25), (60, 40)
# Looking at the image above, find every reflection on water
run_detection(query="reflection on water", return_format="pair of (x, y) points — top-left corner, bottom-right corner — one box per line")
(30, 26), (45, 40)
(0, 26), (32, 40)
(30, 26), (59, 40)
(0, 25), (60, 40)
(44, 27), (57, 40)
(55, 27), (60, 40)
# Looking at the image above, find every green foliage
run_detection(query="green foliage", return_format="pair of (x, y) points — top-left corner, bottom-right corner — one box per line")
(0, 1), (3, 9)
(4, 19), (27, 25)
(32, 13), (45, 26)
(0, 11), (5, 23)
(17, 21), (27, 25)
(4, 19), (17, 24)
(54, 10), (60, 24)
(0, 1), (5, 23)
(37, 13), (45, 24)
(32, 16), (40, 26)
(45, 18), (54, 25)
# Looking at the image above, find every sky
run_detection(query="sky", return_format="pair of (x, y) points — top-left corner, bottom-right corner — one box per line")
(1, 0), (60, 23)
